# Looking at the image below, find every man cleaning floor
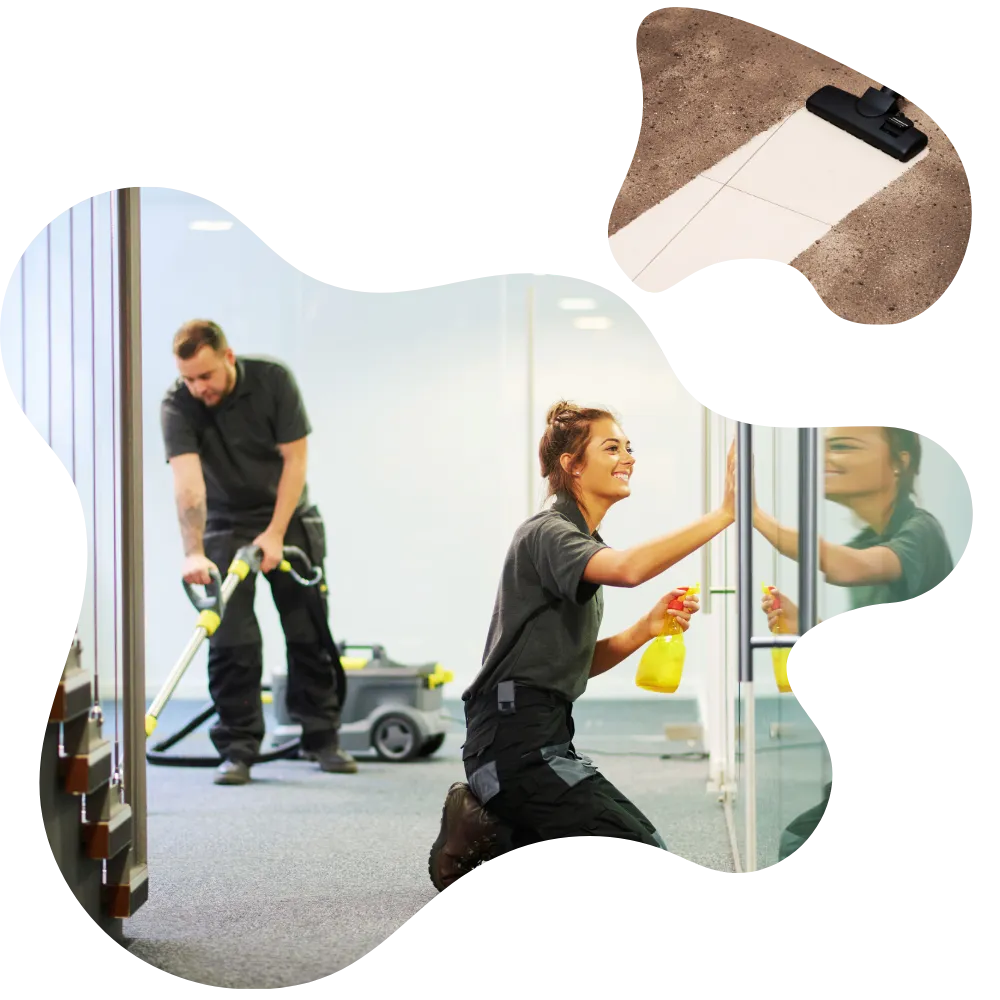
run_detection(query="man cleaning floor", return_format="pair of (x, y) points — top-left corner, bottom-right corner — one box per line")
(160, 319), (357, 784)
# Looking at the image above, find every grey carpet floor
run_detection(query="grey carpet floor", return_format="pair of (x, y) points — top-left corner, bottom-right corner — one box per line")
(121, 699), (736, 989)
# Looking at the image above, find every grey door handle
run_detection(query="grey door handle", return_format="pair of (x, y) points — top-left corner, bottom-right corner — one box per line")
(738, 424), (820, 680)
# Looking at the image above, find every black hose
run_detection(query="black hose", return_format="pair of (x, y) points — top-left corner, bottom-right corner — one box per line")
(147, 701), (216, 752)
(145, 739), (303, 768)
(144, 685), (305, 768)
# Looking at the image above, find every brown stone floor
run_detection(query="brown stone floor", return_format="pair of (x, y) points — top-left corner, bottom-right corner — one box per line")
(609, 7), (971, 325)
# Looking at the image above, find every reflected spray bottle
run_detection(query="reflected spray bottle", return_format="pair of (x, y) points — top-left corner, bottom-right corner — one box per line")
(763, 584), (793, 693)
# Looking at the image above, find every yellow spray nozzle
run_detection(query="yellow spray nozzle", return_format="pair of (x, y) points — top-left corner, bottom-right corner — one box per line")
(279, 560), (291, 573)
(145, 714), (157, 738)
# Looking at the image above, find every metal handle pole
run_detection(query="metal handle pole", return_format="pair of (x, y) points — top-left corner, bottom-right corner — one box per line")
(145, 568), (245, 733)
(220, 572), (242, 604)
(798, 427), (819, 634)
(118, 187), (147, 867)
(736, 422), (757, 872)
(751, 635), (800, 648)
(146, 628), (209, 724)
(526, 284), (535, 518)
(702, 406), (713, 615)
(737, 423), (754, 685)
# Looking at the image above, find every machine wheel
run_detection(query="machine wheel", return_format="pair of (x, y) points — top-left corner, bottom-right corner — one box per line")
(418, 733), (446, 757)
(371, 714), (422, 762)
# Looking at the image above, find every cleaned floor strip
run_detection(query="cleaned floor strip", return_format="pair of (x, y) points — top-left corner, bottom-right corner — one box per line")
(609, 9), (969, 322)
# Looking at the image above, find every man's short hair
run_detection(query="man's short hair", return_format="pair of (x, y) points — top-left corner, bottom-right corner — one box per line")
(173, 320), (228, 360)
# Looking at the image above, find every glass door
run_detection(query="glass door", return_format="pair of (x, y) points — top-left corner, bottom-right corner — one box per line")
(703, 411), (833, 875)
(750, 425), (828, 870)
(723, 422), (829, 871)
(701, 408), (740, 861)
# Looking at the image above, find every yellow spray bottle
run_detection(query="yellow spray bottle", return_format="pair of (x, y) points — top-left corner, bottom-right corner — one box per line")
(763, 584), (793, 693)
(635, 584), (700, 694)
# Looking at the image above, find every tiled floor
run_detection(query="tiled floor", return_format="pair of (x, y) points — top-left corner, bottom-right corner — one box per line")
(610, 108), (929, 294)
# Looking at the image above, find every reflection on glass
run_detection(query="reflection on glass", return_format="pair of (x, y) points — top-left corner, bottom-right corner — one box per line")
(756, 427), (954, 633)
(751, 650), (830, 868)
(741, 424), (955, 868)
(734, 678), (746, 866)
(739, 426), (826, 870)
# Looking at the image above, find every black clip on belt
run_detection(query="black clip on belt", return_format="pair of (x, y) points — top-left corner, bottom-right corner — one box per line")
(497, 680), (516, 715)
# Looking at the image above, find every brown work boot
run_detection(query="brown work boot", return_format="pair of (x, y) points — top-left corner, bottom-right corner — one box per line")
(214, 760), (251, 785)
(314, 745), (359, 774)
(428, 782), (502, 891)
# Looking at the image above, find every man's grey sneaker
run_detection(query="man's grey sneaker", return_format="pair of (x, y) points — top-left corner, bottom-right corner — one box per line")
(315, 745), (359, 773)
(214, 759), (251, 785)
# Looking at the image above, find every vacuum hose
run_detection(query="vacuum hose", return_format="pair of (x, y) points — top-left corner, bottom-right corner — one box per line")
(144, 686), (304, 767)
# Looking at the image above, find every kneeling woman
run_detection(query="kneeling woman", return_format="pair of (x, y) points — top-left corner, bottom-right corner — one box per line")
(428, 401), (735, 890)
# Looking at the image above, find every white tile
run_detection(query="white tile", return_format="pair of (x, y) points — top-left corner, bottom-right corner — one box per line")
(700, 118), (788, 185)
(609, 175), (722, 280)
(725, 107), (928, 225)
(633, 185), (830, 293)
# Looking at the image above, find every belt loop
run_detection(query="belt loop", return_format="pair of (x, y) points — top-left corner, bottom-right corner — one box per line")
(497, 680), (516, 715)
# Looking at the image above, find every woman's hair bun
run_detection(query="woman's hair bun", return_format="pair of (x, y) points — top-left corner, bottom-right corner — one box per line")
(545, 400), (577, 427)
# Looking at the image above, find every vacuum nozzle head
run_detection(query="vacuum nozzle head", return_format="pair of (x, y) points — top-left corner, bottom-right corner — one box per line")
(856, 85), (900, 118)
(806, 84), (928, 162)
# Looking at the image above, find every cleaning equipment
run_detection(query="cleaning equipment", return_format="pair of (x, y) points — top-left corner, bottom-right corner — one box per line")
(270, 643), (454, 762)
(635, 584), (700, 694)
(146, 544), (453, 766)
(145, 543), (333, 767)
(763, 584), (793, 693)
(806, 84), (928, 162)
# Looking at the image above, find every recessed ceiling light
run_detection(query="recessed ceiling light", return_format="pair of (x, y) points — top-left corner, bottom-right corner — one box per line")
(573, 316), (613, 330)
(189, 220), (234, 231)
(558, 298), (597, 311)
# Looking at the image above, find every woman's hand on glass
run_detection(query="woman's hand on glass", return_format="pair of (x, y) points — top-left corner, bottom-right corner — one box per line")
(721, 439), (736, 520)
(722, 439), (761, 522)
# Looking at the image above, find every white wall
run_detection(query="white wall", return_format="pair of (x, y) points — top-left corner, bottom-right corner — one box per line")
(0, 187), (720, 697)
(0, 188), (974, 708)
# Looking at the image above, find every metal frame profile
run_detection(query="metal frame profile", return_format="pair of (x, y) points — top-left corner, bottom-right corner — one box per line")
(736, 423), (819, 873)
(107, 187), (149, 913)
(702, 407), (739, 803)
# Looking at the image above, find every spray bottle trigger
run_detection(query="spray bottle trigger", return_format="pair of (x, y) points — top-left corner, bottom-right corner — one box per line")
(669, 583), (701, 611)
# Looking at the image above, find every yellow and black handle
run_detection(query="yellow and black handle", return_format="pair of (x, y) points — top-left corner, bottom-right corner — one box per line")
(182, 544), (322, 609)
(226, 543), (322, 585)
(182, 564), (224, 612)
(145, 543), (326, 738)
